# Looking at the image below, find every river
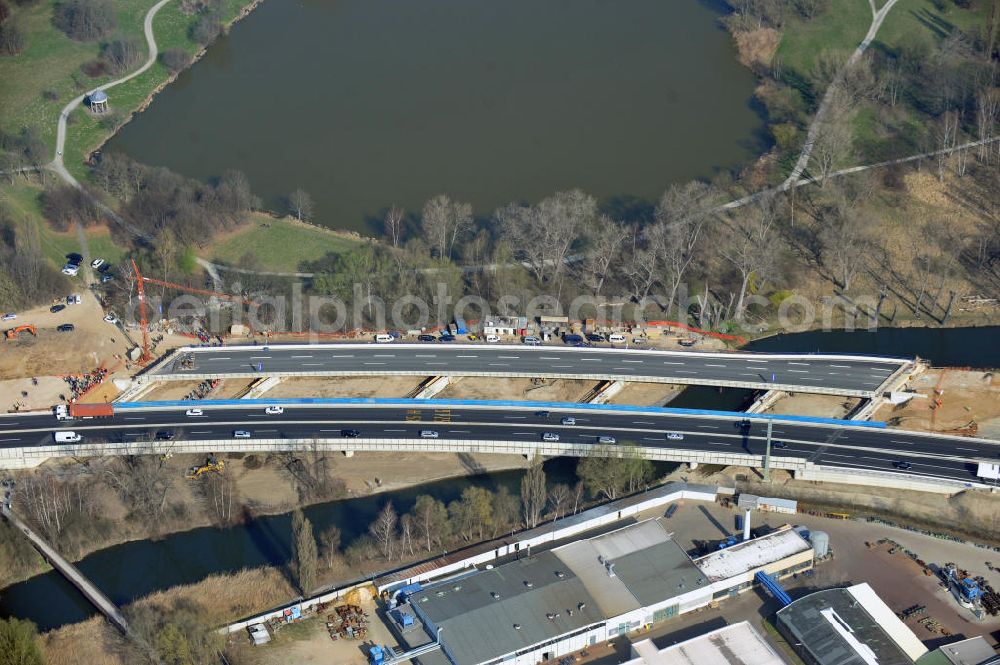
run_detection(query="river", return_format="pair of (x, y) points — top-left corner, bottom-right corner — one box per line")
(2, 325), (998, 630)
(104, 0), (766, 234)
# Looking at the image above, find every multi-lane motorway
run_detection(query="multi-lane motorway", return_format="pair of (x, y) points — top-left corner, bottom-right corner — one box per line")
(1, 401), (993, 483)
(147, 344), (913, 397)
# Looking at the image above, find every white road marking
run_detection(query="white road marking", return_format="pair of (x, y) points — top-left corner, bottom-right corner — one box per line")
(457, 355), (478, 358)
(249, 356), (271, 360)
(488, 363), (509, 367)
(787, 369), (808, 373)
(706, 441), (729, 446)
(291, 355), (313, 359)
(788, 362), (810, 366)
(705, 363), (727, 368)
(124, 417), (145, 420)
(697, 425), (718, 429)
(191, 431), (212, 434)
(539, 357), (561, 360)
(830, 365), (851, 369)
(364, 362), (387, 365)
(385, 429), (405, 432)
(331, 354), (354, 358)
(208, 357), (231, 361)
(621, 360), (643, 364)
(497, 356), (519, 360)
(302, 363), (324, 366)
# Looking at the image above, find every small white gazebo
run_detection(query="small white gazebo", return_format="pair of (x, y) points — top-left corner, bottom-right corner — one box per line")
(87, 90), (109, 113)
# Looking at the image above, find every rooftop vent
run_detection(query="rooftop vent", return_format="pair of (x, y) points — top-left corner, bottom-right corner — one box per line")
(491, 591), (501, 600)
(555, 571), (565, 579)
(524, 581), (534, 588)
(436, 591), (445, 597)
(513, 624), (521, 630)
(453, 585), (462, 592)
(578, 602), (586, 610)
(546, 613), (556, 621)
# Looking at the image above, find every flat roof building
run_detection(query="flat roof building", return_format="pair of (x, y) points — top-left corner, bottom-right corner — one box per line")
(623, 622), (788, 665)
(403, 518), (813, 665)
(917, 637), (1000, 665)
(776, 583), (928, 665)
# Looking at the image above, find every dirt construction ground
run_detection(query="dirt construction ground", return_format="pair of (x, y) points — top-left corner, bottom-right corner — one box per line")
(262, 376), (428, 399)
(437, 376), (598, 402)
(875, 369), (1000, 439)
(765, 392), (859, 419)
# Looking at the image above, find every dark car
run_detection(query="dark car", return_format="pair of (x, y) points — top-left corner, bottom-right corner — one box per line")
(66, 253), (83, 265)
(417, 334), (437, 342)
(893, 460), (913, 470)
(56, 323), (75, 332)
(98, 263), (113, 273)
(388, 330), (403, 339)
(100, 274), (114, 283)
(562, 334), (585, 346)
(535, 410), (550, 418)
(155, 430), (175, 440)
(341, 429), (360, 438)
(50, 304), (66, 313)
(585, 333), (605, 342)
(439, 334), (455, 342)
(772, 441), (788, 449)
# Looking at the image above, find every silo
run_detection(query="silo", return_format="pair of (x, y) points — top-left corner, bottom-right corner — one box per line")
(811, 531), (830, 558)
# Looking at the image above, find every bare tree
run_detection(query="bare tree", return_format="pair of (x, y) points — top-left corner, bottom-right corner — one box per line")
(203, 473), (237, 525)
(936, 110), (961, 182)
(579, 215), (627, 296)
(288, 188), (314, 221)
(421, 195), (472, 260)
(399, 514), (415, 557)
(547, 483), (571, 520)
(809, 99), (853, 184)
(977, 90), (999, 163)
(497, 189), (596, 284)
(384, 205), (405, 247)
(319, 525), (342, 569)
(520, 455), (546, 529)
(653, 181), (717, 306)
(369, 501), (398, 560)
(719, 197), (779, 318)
(103, 456), (170, 522)
(409, 495), (449, 552)
(820, 210), (872, 291)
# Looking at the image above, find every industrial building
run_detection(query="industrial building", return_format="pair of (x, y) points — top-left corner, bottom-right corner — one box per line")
(776, 583), (929, 665)
(917, 637), (1000, 665)
(394, 518), (814, 665)
(623, 622), (787, 665)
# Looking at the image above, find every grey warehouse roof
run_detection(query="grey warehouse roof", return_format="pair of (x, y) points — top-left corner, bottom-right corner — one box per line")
(413, 551), (605, 665)
(777, 584), (924, 665)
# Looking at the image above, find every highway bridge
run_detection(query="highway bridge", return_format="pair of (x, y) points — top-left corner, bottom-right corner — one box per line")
(143, 344), (916, 398)
(1, 399), (993, 489)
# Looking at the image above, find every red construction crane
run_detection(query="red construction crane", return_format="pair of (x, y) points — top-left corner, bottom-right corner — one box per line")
(130, 258), (153, 364)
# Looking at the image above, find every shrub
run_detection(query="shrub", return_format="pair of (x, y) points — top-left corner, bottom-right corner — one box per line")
(100, 37), (142, 75)
(160, 46), (191, 72)
(0, 0), (10, 24)
(42, 88), (60, 101)
(53, 0), (117, 42)
(0, 19), (24, 55)
(79, 58), (108, 77)
(190, 13), (221, 45)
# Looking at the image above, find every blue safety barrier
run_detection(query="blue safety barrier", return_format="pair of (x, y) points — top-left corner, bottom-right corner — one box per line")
(755, 571), (793, 606)
(113, 397), (887, 428)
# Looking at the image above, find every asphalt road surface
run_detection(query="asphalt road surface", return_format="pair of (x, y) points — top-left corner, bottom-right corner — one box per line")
(4, 402), (993, 483)
(147, 344), (911, 396)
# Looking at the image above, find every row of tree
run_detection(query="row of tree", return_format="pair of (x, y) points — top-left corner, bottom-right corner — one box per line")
(289, 453), (656, 594)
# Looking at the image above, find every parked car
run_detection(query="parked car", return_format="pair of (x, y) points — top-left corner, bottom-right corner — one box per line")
(608, 333), (627, 343)
(563, 334), (585, 346)
(439, 334), (455, 342)
(417, 334), (437, 342)
(542, 432), (560, 442)
(485, 334), (501, 343)
(49, 304), (65, 313)
(155, 430), (175, 440)
(90, 258), (105, 269)
(1, 313), (16, 321)
(522, 336), (541, 345)
(66, 294), (82, 305)
(56, 323), (75, 332)
(388, 330), (403, 339)
(185, 408), (204, 417)
(233, 430), (252, 439)
(585, 333), (605, 342)
(420, 430), (439, 439)
(666, 432), (684, 441)
(264, 406), (284, 415)
(98, 263), (113, 273)
(104, 313), (118, 324)
(341, 429), (360, 438)
(100, 274), (114, 283)
(61, 264), (79, 276)
(560, 416), (576, 426)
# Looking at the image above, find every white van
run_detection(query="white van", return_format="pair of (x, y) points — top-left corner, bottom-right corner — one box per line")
(608, 333), (627, 344)
(485, 334), (501, 343)
(374, 333), (394, 343)
(54, 431), (82, 443)
(233, 430), (252, 439)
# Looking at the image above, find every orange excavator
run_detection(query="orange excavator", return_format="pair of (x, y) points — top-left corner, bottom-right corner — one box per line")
(5, 325), (36, 340)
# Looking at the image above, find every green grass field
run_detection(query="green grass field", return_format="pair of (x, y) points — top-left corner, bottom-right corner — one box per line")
(206, 215), (365, 272)
(0, 179), (127, 267)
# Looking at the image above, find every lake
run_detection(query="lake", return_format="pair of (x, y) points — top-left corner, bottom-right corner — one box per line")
(105, 0), (766, 234)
